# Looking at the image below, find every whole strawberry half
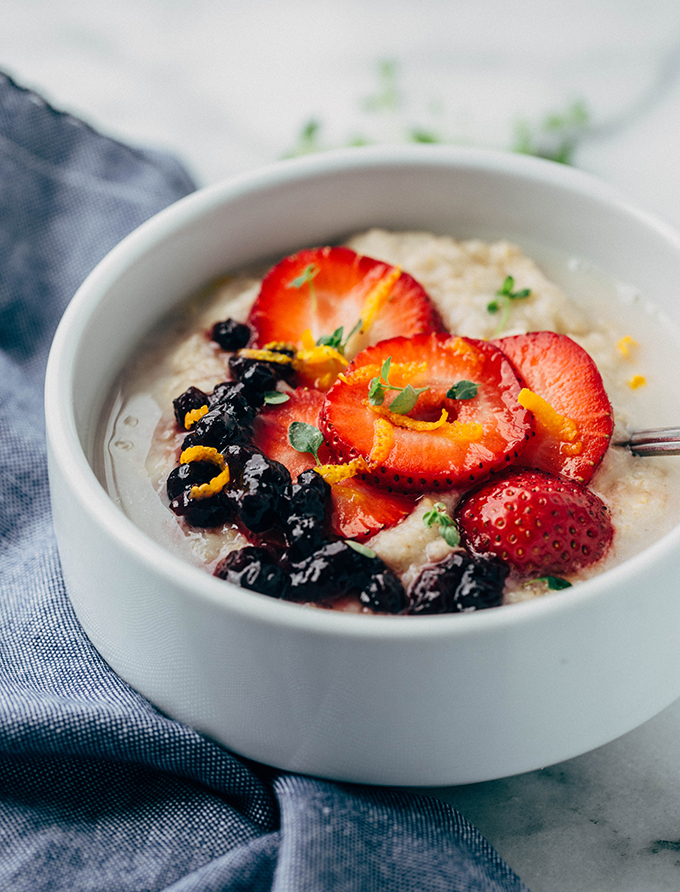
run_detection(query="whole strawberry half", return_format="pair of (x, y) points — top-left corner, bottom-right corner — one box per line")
(248, 245), (445, 358)
(252, 386), (414, 539)
(320, 333), (533, 492)
(493, 331), (613, 484)
(455, 468), (613, 578)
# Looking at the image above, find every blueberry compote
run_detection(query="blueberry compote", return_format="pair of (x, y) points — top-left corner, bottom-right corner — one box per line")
(167, 316), (507, 615)
(407, 552), (509, 614)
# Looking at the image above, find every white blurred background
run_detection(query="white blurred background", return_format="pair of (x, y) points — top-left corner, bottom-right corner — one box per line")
(3, 0), (680, 227)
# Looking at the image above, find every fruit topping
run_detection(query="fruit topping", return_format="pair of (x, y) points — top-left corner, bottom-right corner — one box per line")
(493, 331), (613, 483)
(253, 386), (334, 477)
(211, 318), (251, 351)
(233, 452), (292, 534)
(247, 245), (445, 363)
(252, 385), (415, 539)
(407, 551), (509, 614)
(287, 540), (407, 610)
(283, 468), (331, 561)
(173, 386), (209, 429)
(454, 467), (614, 578)
(166, 460), (217, 501)
(320, 333), (532, 491)
(328, 478), (414, 541)
(214, 546), (290, 598)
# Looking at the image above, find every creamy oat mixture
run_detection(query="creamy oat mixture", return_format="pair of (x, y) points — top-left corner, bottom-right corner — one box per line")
(101, 230), (680, 607)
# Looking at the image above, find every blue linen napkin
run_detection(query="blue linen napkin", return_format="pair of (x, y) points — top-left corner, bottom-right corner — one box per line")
(0, 71), (530, 892)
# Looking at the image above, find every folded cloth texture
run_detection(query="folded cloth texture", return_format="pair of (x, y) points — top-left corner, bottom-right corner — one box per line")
(0, 71), (529, 892)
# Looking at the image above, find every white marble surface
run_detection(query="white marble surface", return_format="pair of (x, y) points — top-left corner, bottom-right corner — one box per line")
(4, 1), (680, 889)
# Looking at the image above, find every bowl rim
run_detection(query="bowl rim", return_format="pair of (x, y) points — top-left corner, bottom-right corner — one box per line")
(45, 142), (680, 641)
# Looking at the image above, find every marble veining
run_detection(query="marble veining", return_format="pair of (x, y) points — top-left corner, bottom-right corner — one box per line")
(3, 1), (680, 888)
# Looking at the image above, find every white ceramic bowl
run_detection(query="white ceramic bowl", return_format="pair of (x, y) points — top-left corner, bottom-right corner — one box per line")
(46, 145), (680, 786)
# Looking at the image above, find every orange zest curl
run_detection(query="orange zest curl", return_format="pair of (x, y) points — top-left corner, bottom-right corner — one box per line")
(293, 329), (348, 390)
(368, 404), (450, 432)
(369, 417), (395, 466)
(359, 266), (402, 334)
(184, 404), (209, 430)
(518, 388), (582, 454)
(263, 340), (297, 354)
(180, 445), (226, 468)
(189, 467), (230, 500)
(315, 456), (369, 485)
(617, 335), (637, 358)
(239, 347), (294, 365)
(339, 361), (428, 389)
(179, 445), (230, 500)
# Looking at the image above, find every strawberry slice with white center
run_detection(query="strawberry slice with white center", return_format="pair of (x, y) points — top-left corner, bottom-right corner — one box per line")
(455, 467), (614, 577)
(247, 245), (445, 361)
(319, 333), (533, 492)
(252, 386), (414, 539)
(493, 331), (613, 483)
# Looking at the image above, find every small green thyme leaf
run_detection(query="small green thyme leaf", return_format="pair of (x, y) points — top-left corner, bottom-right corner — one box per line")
(316, 317), (364, 356)
(388, 383), (420, 415)
(368, 377), (386, 406)
(488, 276), (532, 334)
(363, 59), (402, 113)
(288, 421), (324, 465)
(369, 354), (429, 413)
(534, 576), (572, 591)
(512, 100), (590, 166)
(316, 326), (344, 350)
(346, 540), (377, 559)
(287, 263), (320, 314)
(446, 380), (479, 400)
(282, 118), (324, 158)
(422, 502), (460, 546)
(440, 525), (461, 548)
(409, 128), (441, 144)
(497, 275), (531, 300)
(263, 391), (290, 405)
(344, 317), (363, 345)
(287, 263), (319, 292)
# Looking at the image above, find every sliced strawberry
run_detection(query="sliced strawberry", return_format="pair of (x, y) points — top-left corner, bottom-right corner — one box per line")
(252, 386), (414, 539)
(455, 468), (613, 578)
(247, 245), (445, 360)
(319, 333), (533, 492)
(493, 331), (613, 483)
(252, 387), (333, 478)
(329, 478), (415, 541)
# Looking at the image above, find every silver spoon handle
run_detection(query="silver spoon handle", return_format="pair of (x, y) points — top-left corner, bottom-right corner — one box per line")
(617, 428), (680, 457)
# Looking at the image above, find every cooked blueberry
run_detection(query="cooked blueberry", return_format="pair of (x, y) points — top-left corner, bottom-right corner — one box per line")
(172, 386), (209, 429)
(221, 442), (260, 473)
(286, 473), (329, 522)
(209, 381), (258, 421)
(287, 540), (379, 603)
(236, 452), (292, 533)
(285, 513), (326, 562)
(182, 407), (239, 452)
(359, 570), (408, 614)
(166, 461), (216, 501)
(238, 362), (279, 400)
(297, 468), (329, 495)
(229, 353), (296, 385)
(407, 551), (509, 614)
(211, 318), (251, 351)
(169, 490), (234, 528)
(214, 546), (290, 598)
